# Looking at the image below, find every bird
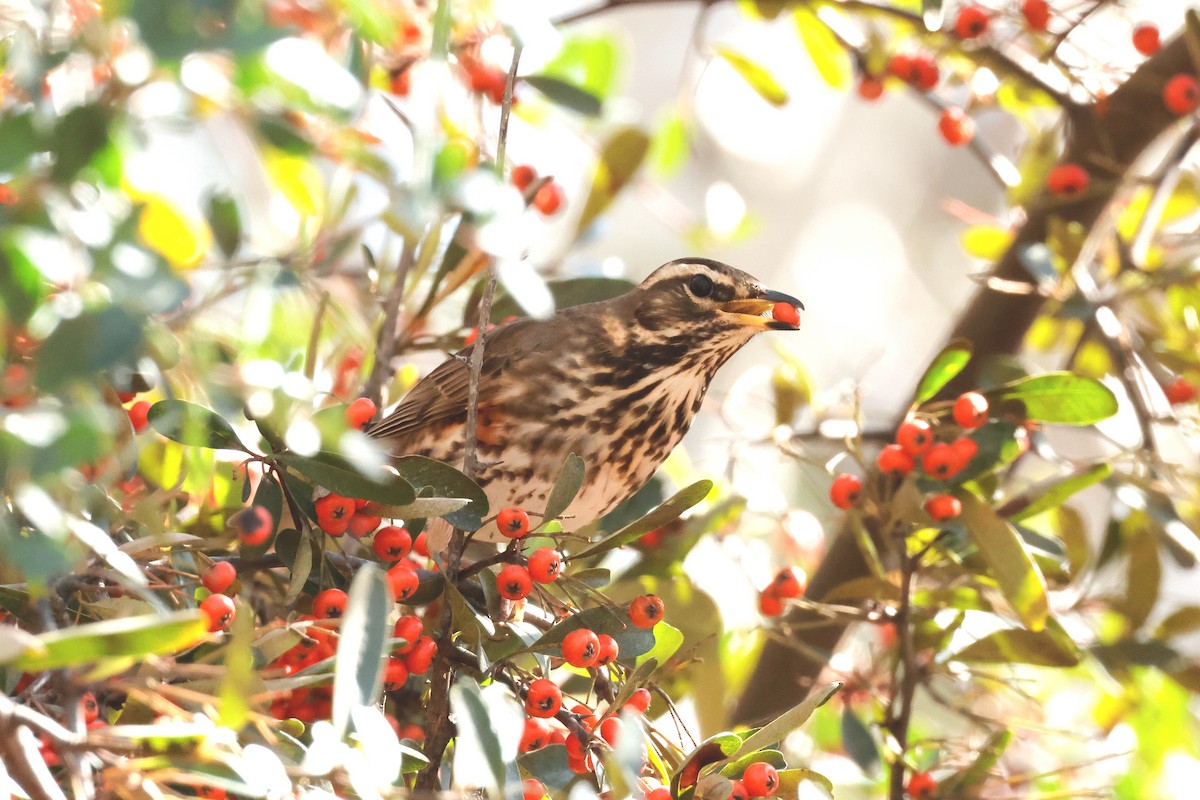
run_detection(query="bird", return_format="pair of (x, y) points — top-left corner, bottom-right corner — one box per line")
(366, 258), (803, 551)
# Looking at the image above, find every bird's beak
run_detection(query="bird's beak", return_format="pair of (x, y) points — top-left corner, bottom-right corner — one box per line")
(719, 287), (805, 331)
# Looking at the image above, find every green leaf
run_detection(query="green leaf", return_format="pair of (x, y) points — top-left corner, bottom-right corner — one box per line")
(332, 564), (392, 736)
(792, 7), (851, 90)
(1122, 524), (1161, 631)
(959, 493), (1050, 631)
(0, 236), (46, 326)
(1155, 606), (1200, 640)
(775, 767), (834, 797)
(938, 730), (1013, 795)
(205, 193), (242, 259)
(51, 105), (111, 182)
(283, 452), (416, 505)
(34, 306), (143, 392)
(538, 33), (618, 100)
(713, 47), (789, 106)
(987, 372), (1118, 425)
(450, 679), (522, 795)
(913, 339), (972, 404)
(148, 400), (248, 452)
(730, 682), (842, 759)
(371, 497), (471, 521)
(5, 611), (207, 671)
(519, 744), (576, 790)
(542, 454), (585, 525)
(1005, 463), (1113, 521)
(217, 601), (256, 729)
(575, 127), (650, 234)
(637, 621), (683, 667)
(393, 456), (487, 530)
(949, 628), (1079, 667)
(715, 750), (786, 778)
(0, 112), (37, 173)
(648, 112), (690, 179)
(522, 75), (602, 116)
(572, 480), (712, 561)
(674, 734), (746, 795)
(840, 707), (880, 775)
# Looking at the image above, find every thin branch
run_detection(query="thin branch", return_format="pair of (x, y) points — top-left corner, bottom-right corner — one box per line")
(364, 240), (417, 407)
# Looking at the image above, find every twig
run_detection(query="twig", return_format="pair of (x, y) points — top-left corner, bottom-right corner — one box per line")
(364, 240), (417, 407)
(886, 545), (923, 800)
(303, 290), (330, 382)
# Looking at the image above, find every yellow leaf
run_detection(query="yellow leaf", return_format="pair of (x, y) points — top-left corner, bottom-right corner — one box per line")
(265, 149), (326, 218)
(137, 194), (213, 270)
(713, 46), (790, 106)
(960, 225), (1014, 260)
(793, 6), (852, 90)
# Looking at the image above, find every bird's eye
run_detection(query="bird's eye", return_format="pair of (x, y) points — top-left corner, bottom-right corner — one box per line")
(689, 274), (714, 297)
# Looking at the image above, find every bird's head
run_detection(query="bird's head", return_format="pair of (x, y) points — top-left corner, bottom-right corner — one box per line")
(626, 258), (804, 345)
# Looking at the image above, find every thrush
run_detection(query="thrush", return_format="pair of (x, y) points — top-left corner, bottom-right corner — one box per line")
(366, 258), (803, 549)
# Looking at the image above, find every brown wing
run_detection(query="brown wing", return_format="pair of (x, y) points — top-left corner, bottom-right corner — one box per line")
(365, 318), (541, 445)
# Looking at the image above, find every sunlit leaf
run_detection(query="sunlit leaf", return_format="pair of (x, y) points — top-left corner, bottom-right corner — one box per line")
(775, 767), (834, 796)
(937, 731), (1013, 795)
(913, 339), (972, 404)
(648, 112), (690, 178)
(6, 611), (207, 671)
(1122, 524), (1160, 631)
(522, 75), (602, 116)
(636, 621), (682, 667)
(960, 225), (1014, 260)
(265, 148), (326, 218)
(138, 194), (213, 270)
(959, 492), (1049, 631)
(793, 7), (852, 89)
(1156, 606), (1200, 640)
(217, 601), (256, 729)
(332, 564), (392, 736)
(949, 628), (1079, 667)
(575, 127), (650, 234)
(539, 33), (619, 100)
(730, 682), (842, 759)
(713, 46), (790, 106)
(987, 372), (1118, 425)
(147, 400), (247, 452)
(572, 480), (712, 560)
(1005, 463), (1112, 521)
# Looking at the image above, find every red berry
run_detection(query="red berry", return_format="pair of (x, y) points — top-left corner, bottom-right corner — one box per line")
(200, 593), (235, 632)
(629, 594), (664, 628)
(312, 588), (348, 619)
(829, 473), (863, 509)
(896, 419), (934, 456)
(1165, 377), (1198, 405)
(373, 525), (413, 561)
(771, 566), (806, 599)
(127, 401), (151, 433)
(533, 182), (565, 216)
(758, 590), (784, 617)
(877, 444), (916, 477)
(405, 635), (437, 674)
(389, 68), (410, 96)
(953, 391), (989, 429)
(523, 778), (546, 800)
(857, 75), (884, 101)
(937, 107), (974, 147)
(393, 614), (424, 653)
(951, 435), (979, 465)
(528, 547), (564, 583)
(413, 530), (429, 557)
(497, 564), (533, 601)
(524, 678), (562, 718)
(347, 511), (381, 538)
(384, 657), (410, 690)
(512, 164), (538, 191)
(230, 506), (273, 547)
(625, 687), (652, 714)
(911, 53), (939, 91)
(80, 693), (99, 724)
(1132, 23), (1160, 56)
(344, 397), (377, 429)
(1047, 163), (1089, 196)
(196, 788), (227, 800)
(387, 563), (420, 602)
(742, 762), (780, 797)
(562, 628), (600, 668)
(771, 302), (801, 328)
(907, 770), (937, 799)
(599, 716), (623, 747)
(1164, 74), (1200, 116)
(924, 493), (963, 522)
(727, 780), (750, 800)
(594, 633), (619, 666)
(496, 506), (530, 538)
(922, 442), (963, 481)
(646, 789), (672, 800)
(1021, 0), (1050, 31)
(520, 717), (552, 752)
(314, 493), (355, 537)
(953, 5), (990, 39)
(201, 562), (237, 594)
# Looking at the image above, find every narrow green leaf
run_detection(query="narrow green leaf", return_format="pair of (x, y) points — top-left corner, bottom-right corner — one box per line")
(572, 480), (712, 561)
(775, 767), (834, 796)
(393, 456), (487, 530)
(960, 493), (1050, 631)
(217, 601), (256, 729)
(1006, 463), (1112, 521)
(522, 75), (602, 116)
(913, 339), (972, 404)
(8, 611), (207, 671)
(715, 750), (786, 778)
(34, 306), (142, 392)
(730, 682), (842, 759)
(1155, 606), (1200, 640)
(542, 453), (586, 525)
(282, 533), (314, 608)
(840, 707), (880, 775)
(1122, 524), (1161, 631)
(713, 46), (790, 106)
(575, 127), (650, 234)
(148, 400), (248, 452)
(282, 452), (416, 505)
(331, 564), (392, 736)
(450, 679), (522, 795)
(205, 193), (242, 259)
(371, 497), (471, 521)
(949, 628), (1079, 667)
(793, 7), (852, 89)
(987, 372), (1118, 425)
(637, 621), (683, 667)
(938, 730), (1013, 794)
